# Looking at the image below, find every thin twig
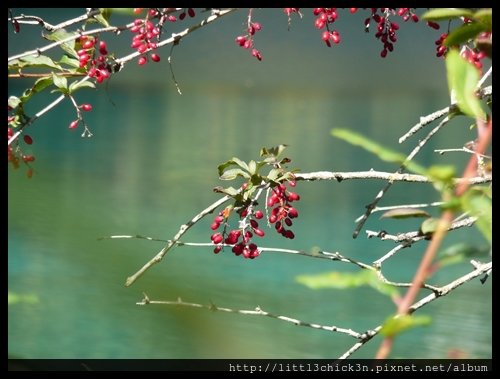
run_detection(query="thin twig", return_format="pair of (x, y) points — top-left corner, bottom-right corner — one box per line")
(365, 216), (477, 243)
(354, 201), (445, 223)
(352, 114), (454, 239)
(125, 195), (232, 287)
(294, 171), (490, 185)
(375, 117), (492, 359)
(339, 260), (491, 359)
(114, 9), (237, 66)
(435, 147), (491, 159)
(137, 296), (365, 339)
(168, 41), (182, 95)
(134, 260), (491, 359)
(398, 85), (492, 144)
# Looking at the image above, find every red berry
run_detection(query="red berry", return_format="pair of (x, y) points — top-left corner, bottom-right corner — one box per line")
(321, 31), (330, 41)
(179, 12), (186, 20)
(411, 14), (419, 22)
(288, 207), (298, 218)
(253, 228), (265, 237)
(214, 246), (223, 254)
(211, 233), (223, 244)
(99, 41), (108, 55)
(380, 49), (388, 58)
(188, 8), (195, 17)
(133, 8), (143, 14)
(349, 8), (357, 13)
(138, 56), (147, 65)
(23, 135), (33, 145)
(151, 53), (161, 62)
(83, 40), (95, 49)
(81, 104), (92, 112)
(210, 222), (220, 230)
(427, 21), (440, 30)
(254, 210), (264, 219)
(251, 49), (262, 61)
(235, 36), (246, 46)
(69, 120), (79, 129)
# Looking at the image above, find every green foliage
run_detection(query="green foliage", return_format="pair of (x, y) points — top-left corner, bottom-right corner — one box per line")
(380, 314), (431, 338)
(435, 243), (489, 268)
(380, 208), (430, 220)
(446, 50), (485, 119)
(296, 270), (399, 298)
(422, 8), (474, 21)
(331, 128), (426, 175)
(216, 145), (297, 203)
(461, 186), (492, 243)
(8, 291), (39, 305)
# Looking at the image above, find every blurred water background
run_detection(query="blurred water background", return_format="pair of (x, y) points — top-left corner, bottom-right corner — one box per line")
(8, 8), (491, 359)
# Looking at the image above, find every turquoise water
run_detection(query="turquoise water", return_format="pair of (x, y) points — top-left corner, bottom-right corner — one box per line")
(8, 8), (491, 359)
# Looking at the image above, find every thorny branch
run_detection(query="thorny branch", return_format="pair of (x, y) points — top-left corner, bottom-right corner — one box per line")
(137, 260), (491, 359)
(120, 172), (489, 287)
(8, 8), (237, 145)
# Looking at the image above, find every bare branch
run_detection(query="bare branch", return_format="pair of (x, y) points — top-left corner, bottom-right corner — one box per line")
(352, 113), (454, 239)
(398, 85), (492, 144)
(114, 9), (237, 66)
(135, 260), (490, 359)
(295, 171), (490, 185)
(339, 260), (491, 359)
(366, 216), (477, 243)
(137, 296), (364, 339)
(355, 201), (445, 223)
(125, 195), (232, 287)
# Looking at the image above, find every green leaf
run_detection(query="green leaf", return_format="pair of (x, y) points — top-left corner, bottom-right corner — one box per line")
(8, 96), (21, 110)
(296, 270), (399, 298)
(93, 13), (110, 27)
(8, 291), (39, 305)
(217, 158), (250, 178)
(219, 168), (250, 181)
(10, 55), (63, 71)
(213, 186), (239, 197)
(19, 76), (54, 103)
(445, 49), (485, 119)
(472, 9), (492, 31)
(436, 243), (489, 268)
(461, 188), (492, 243)
(444, 22), (488, 47)
(380, 314), (431, 338)
(260, 144), (288, 159)
(267, 168), (282, 181)
(247, 160), (257, 175)
(426, 165), (455, 183)
(380, 208), (430, 220)
(422, 8), (474, 21)
(331, 128), (426, 175)
(68, 80), (96, 94)
(52, 73), (68, 91)
(43, 29), (78, 58)
(59, 55), (81, 69)
(420, 218), (439, 235)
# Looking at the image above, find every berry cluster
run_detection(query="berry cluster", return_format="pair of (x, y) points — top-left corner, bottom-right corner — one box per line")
(314, 8), (341, 47)
(77, 36), (111, 84)
(210, 180), (300, 259)
(267, 182), (299, 240)
(210, 206), (265, 259)
(461, 47), (487, 72)
(130, 18), (161, 65)
(434, 33), (449, 57)
(7, 121), (35, 178)
(68, 103), (92, 130)
(235, 10), (263, 61)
